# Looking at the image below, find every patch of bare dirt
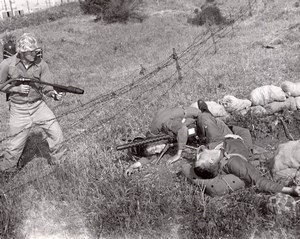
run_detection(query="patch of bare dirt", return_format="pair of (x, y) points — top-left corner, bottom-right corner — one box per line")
(229, 110), (300, 149)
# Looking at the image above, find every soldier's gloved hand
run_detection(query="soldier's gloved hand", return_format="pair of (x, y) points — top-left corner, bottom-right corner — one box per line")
(124, 166), (134, 178)
(124, 162), (142, 178)
(52, 90), (64, 101)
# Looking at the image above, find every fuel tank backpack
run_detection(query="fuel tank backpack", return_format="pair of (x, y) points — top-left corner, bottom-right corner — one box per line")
(3, 40), (16, 59)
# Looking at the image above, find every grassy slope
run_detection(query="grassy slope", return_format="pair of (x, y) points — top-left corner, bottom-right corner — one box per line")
(0, 0), (300, 238)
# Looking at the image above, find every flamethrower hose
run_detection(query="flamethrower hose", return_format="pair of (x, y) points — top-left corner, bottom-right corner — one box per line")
(0, 78), (84, 94)
(116, 134), (173, 151)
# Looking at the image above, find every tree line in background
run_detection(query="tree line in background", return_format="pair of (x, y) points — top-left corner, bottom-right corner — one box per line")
(79, 0), (231, 26)
(0, 0), (231, 34)
(79, 0), (145, 23)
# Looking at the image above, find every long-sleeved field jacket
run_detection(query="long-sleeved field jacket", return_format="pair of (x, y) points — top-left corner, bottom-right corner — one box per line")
(221, 138), (283, 193)
(0, 54), (54, 104)
(149, 107), (201, 150)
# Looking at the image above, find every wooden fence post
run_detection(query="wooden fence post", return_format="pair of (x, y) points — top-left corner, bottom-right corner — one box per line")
(205, 19), (217, 54)
(211, 30), (217, 54)
(172, 48), (183, 81)
(248, 0), (253, 16)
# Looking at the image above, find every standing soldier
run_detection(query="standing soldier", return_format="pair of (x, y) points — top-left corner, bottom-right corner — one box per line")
(0, 33), (65, 173)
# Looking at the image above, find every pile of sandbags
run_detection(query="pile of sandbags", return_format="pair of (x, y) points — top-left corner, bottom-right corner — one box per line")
(253, 82), (300, 114)
(218, 95), (252, 115)
(192, 81), (300, 118)
(250, 85), (286, 106)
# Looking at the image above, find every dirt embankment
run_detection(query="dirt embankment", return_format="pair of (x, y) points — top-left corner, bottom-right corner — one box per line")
(229, 110), (300, 149)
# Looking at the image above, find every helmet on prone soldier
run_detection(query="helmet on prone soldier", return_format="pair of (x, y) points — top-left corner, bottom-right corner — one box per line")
(194, 165), (219, 179)
(16, 33), (39, 53)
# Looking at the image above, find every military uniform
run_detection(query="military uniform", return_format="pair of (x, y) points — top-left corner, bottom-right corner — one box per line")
(149, 107), (201, 150)
(0, 33), (64, 172)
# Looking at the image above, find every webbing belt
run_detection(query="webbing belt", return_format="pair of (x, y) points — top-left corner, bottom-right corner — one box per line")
(220, 152), (248, 169)
(219, 152), (248, 193)
(224, 152), (248, 162)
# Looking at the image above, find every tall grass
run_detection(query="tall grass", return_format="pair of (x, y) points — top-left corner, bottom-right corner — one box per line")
(1, 0), (300, 238)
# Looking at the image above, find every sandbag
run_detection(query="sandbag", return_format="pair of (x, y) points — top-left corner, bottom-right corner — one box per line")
(250, 85), (286, 106)
(218, 95), (252, 114)
(281, 81), (300, 97)
(287, 97), (297, 111)
(271, 168), (300, 186)
(249, 105), (267, 116)
(264, 97), (297, 114)
(269, 140), (300, 184)
(191, 100), (229, 118)
(295, 96), (300, 109)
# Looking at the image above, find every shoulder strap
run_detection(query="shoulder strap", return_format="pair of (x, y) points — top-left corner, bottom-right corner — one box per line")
(219, 151), (248, 170)
(225, 152), (248, 162)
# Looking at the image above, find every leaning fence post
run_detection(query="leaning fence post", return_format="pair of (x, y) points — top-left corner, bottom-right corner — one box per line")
(210, 30), (217, 54)
(229, 12), (235, 39)
(205, 20), (217, 54)
(248, 0), (253, 16)
(172, 48), (183, 81)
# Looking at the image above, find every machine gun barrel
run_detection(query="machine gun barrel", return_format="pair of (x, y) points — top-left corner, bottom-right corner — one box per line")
(116, 134), (173, 151)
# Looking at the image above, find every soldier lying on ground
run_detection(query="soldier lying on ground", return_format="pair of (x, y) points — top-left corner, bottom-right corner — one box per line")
(124, 106), (202, 177)
(181, 135), (300, 197)
(124, 100), (253, 178)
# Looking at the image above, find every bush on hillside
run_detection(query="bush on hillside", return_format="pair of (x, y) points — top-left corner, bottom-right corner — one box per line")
(1, 33), (16, 45)
(79, 0), (145, 23)
(187, 4), (230, 26)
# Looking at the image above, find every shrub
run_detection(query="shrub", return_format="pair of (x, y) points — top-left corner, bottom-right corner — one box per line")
(79, 0), (145, 23)
(187, 4), (229, 26)
(1, 33), (16, 44)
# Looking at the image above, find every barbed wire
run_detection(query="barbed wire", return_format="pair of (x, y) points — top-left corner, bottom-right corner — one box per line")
(1, 0), (258, 193)
(0, 55), (175, 143)
(0, 6), (242, 144)
(0, 30), (206, 144)
(2, 70), (180, 194)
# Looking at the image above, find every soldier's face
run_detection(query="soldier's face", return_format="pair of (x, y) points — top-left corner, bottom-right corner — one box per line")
(22, 50), (37, 63)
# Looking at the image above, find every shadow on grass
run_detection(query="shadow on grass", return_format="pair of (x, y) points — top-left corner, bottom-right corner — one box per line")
(18, 131), (50, 169)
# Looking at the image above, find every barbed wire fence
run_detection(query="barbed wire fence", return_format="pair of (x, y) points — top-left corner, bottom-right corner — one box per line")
(1, 0), (259, 194)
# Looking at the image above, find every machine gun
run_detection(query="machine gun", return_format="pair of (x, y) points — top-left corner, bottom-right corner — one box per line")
(116, 125), (201, 165)
(0, 77), (84, 94)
